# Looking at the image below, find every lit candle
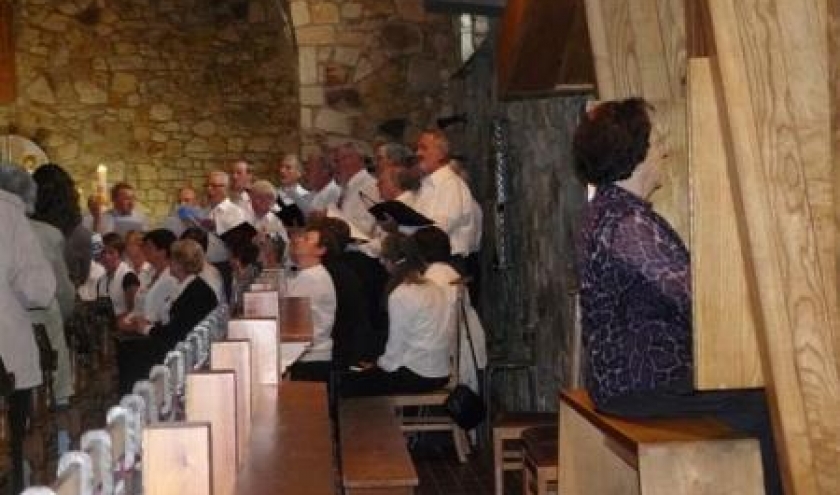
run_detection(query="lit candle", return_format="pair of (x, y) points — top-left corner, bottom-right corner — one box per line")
(96, 164), (108, 200)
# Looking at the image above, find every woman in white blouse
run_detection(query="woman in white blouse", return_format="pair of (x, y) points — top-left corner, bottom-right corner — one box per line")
(341, 233), (451, 397)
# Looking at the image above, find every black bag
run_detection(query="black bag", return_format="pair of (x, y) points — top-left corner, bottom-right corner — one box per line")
(444, 283), (486, 430)
(445, 383), (485, 430)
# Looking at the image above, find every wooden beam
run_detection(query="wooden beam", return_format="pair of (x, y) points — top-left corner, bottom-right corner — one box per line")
(830, 0), (840, 367)
(497, 0), (595, 97)
(584, 0), (689, 241)
(0, 1), (16, 104)
(688, 57), (763, 389)
(706, 0), (840, 492)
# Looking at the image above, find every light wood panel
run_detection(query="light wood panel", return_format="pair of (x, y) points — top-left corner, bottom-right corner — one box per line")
(638, 440), (764, 495)
(142, 423), (211, 495)
(242, 290), (279, 318)
(228, 318), (279, 385)
(830, 0), (840, 371)
(584, 0), (689, 242)
(706, 0), (840, 493)
(687, 57), (763, 389)
(186, 372), (237, 495)
(211, 340), (253, 468)
(281, 296), (314, 342)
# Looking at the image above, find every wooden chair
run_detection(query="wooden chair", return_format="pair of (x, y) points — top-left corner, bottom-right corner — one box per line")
(558, 389), (765, 495)
(492, 411), (557, 495)
(391, 388), (471, 463)
(521, 425), (558, 495)
(142, 422), (212, 495)
(80, 429), (114, 495)
(339, 397), (418, 495)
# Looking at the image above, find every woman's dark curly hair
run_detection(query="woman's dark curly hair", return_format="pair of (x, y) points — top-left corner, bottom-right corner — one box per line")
(572, 98), (653, 185)
(31, 163), (82, 236)
(381, 233), (427, 296)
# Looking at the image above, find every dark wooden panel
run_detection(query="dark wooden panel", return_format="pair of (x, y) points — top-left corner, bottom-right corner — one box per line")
(0, 2), (15, 104)
(497, 0), (594, 97)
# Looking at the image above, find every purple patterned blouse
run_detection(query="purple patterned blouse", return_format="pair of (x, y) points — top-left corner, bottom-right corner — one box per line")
(577, 185), (693, 407)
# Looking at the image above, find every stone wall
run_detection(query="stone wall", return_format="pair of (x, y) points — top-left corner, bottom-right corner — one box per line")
(0, 0), (299, 222)
(289, 0), (460, 154)
(448, 43), (590, 411)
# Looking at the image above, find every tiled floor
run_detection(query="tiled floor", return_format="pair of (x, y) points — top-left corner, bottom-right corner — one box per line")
(410, 432), (522, 495)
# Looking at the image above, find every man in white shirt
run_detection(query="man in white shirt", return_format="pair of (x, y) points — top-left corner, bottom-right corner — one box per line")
(302, 151), (341, 215)
(332, 143), (381, 239)
(286, 224), (337, 383)
(230, 159), (255, 219)
(276, 154), (310, 227)
(84, 182), (149, 235)
(413, 130), (481, 258)
(204, 170), (248, 300)
(161, 186), (202, 236)
(249, 179), (289, 267)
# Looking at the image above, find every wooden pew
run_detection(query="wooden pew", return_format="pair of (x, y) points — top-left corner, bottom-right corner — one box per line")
(234, 382), (336, 495)
(280, 296), (313, 343)
(242, 290), (279, 318)
(558, 389), (764, 495)
(340, 397), (418, 495)
(210, 340), (253, 467)
(186, 371), (237, 495)
(228, 318), (278, 385)
(142, 422), (212, 495)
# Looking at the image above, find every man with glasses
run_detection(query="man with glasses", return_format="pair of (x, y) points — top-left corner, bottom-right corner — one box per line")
(203, 170), (248, 300)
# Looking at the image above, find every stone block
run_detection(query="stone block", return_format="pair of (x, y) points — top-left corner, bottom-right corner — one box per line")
(296, 25), (335, 45)
(314, 107), (351, 135)
(395, 0), (426, 22)
(299, 47), (319, 85)
(334, 47), (360, 66)
(185, 138), (209, 154)
(381, 21), (423, 55)
(192, 120), (216, 137)
(28, 76), (56, 104)
(311, 2), (340, 24)
(341, 3), (363, 20)
(74, 80), (108, 105)
(150, 104), (173, 122)
(300, 86), (325, 106)
(323, 63), (350, 86)
(112, 73), (137, 94)
(291, 1), (310, 26)
(247, 136), (273, 152)
(300, 107), (313, 129)
(407, 56), (442, 93)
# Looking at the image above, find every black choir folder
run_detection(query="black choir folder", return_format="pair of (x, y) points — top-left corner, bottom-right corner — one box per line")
(368, 200), (433, 227)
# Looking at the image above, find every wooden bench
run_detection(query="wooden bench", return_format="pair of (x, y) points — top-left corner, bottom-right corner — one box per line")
(142, 422), (212, 495)
(492, 411), (557, 495)
(558, 389), (765, 495)
(391, 389), (470, 463)
(233, 382), (336, 495)
(186, 371), (237, 495)
(210, 339), (253, 467)
(340, 397), (418, 495)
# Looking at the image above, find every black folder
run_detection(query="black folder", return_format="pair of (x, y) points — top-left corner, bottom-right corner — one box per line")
(368, 200), (433, 227)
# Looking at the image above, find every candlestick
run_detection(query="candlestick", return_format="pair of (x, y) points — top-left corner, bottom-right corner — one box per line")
(96, 164), (107, 201)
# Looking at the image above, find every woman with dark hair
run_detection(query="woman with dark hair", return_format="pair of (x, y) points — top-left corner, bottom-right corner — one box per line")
(574, 98), (781, 495)
(32, 163), (91, 287)
(341, 233), (451, 397)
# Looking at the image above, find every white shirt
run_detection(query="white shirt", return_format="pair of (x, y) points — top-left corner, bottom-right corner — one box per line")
(306, 180), (341, 214)
(96, 261), (135, 316)
(206, 198), (248, 263)
(278, 183), (310, 210)
(413, 163), (481, 256)
(78, 261), (106, 302)
(287, 264), (336, 362)
(139, 266), (179, 325)
(253, 211), (289, 244)
(337, 169), (381, 238)
(425, 263), (487, 391)
(200, 262), (225, 304)
(378, 282), (450, 378)
(230, 189), (255, 220)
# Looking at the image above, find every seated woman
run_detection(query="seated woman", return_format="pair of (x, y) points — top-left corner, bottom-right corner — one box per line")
(120, 239), (218, 391)
(98, 232), (140, 326)
(340, 233), (451, 397)
(574, 97), (780, 495)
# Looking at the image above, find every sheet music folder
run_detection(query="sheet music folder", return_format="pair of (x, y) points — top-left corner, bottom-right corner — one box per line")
(368, 200), (433, 227)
